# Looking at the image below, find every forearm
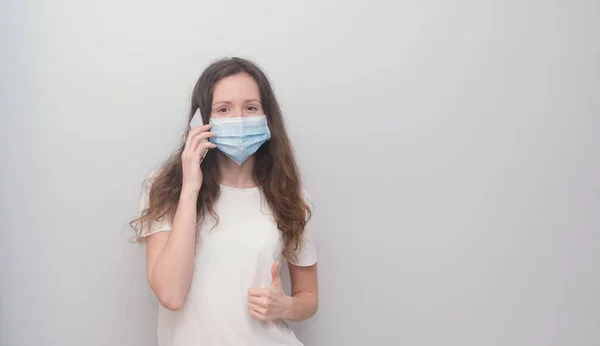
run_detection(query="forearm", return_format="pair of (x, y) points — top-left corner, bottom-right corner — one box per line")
(150, 188), (199, 308)
(283, 291), (318, 322)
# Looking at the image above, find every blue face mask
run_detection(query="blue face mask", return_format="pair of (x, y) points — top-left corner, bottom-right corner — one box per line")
(209, 115), (271, 165)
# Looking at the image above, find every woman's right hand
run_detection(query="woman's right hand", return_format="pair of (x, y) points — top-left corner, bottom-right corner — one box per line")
(181, 124), (216, 193)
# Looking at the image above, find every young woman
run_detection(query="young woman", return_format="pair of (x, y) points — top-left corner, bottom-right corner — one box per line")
(131, 57), (318, 346)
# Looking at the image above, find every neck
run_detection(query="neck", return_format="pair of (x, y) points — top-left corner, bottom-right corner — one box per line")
(217, 152), (257, 188)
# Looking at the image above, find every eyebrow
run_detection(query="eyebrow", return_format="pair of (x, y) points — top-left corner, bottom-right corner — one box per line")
(212, 99), (262, 106)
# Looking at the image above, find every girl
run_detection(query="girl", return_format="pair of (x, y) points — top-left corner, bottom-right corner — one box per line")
(131, 57), (318, 346)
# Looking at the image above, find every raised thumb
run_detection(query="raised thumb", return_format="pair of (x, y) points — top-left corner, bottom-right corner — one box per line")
(270, 261), (281, 286)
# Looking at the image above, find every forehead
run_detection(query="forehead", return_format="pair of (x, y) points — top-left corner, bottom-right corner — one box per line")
(212, 73), (260, 101)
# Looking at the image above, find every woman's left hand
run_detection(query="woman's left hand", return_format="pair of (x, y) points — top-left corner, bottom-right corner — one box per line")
(247, 261), (292, 321)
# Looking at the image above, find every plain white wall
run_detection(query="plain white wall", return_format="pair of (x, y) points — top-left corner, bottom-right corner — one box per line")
(2, 0), (599, 345)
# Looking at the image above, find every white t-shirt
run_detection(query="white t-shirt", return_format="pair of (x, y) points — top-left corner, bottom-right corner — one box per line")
(138, 181), (318, 346)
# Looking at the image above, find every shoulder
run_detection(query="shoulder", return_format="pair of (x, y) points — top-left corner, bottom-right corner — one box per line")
(144, 168), (162, 186)
(300, 187), (313, 205)
(301, 187), (311, 201)
(139, 168), (164, 207)
(300, 187), (315, 217)
(142, 168), (164, 193)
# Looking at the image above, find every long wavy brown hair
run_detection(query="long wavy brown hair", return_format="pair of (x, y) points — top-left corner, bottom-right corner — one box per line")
(130, 57), (310, 261)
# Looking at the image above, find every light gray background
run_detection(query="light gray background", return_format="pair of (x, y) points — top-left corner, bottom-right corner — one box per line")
(1, 1), (599, 345)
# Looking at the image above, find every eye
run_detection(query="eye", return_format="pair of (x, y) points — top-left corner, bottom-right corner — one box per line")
(217, 107), (229, 113)
(246, 105), (259, 111)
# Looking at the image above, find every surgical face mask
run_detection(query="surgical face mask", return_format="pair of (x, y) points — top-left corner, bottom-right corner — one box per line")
(209, 115), (271, 165)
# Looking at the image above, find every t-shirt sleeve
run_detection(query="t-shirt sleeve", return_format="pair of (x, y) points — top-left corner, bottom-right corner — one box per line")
(289, 188), (318, 267)
(136, 172), (171, 241)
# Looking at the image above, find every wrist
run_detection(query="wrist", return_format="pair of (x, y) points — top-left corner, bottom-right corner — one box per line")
(180, 186), (200, 199)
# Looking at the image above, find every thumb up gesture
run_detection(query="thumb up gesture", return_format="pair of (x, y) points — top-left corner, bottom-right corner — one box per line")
(247, 261), (292, 321)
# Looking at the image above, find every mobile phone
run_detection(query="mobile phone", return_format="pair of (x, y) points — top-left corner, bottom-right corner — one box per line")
(189, 108), (209, 162)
